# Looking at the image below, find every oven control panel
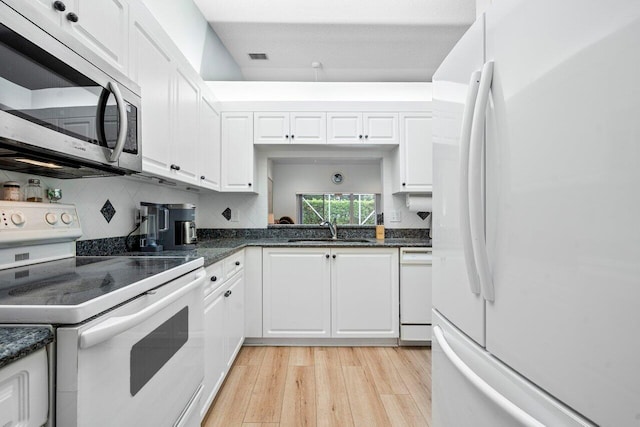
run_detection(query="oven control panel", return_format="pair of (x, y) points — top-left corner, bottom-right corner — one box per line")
(0, 201), (82, 240)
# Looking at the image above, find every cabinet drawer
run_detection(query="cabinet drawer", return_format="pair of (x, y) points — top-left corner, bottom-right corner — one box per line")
(224, 250), (245, 278)
(204, 261), (224, 296)
(401, 324), (432, 342)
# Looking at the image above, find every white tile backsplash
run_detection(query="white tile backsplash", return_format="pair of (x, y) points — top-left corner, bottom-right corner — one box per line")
(0, 170), (198, 241)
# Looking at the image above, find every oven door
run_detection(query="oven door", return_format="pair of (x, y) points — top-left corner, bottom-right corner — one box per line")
(56, 268), (205, 427)
(0, 2), (141, 176)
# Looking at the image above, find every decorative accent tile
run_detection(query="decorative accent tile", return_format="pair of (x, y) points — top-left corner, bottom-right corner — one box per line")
(417, 211), (430, 220)
(222, 207), (232, 221)
(100, 199), (116, 223)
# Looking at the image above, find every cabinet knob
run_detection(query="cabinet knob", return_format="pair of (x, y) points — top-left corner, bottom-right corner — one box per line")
(365, 135), (369, 139)
(402, 182), (406, 186)
(325, 254), (330, 258)
(53, 1), (66, 11)
(200, 175), (206, 180)
(248, 183), (252, 187)
(210, 276), (217, 282)
(66, 12), (78, 22)
(224, 290), (232, 297)
(285, 134), (289, 138)
(170, 164), (181, 171)
(291, 135), (295, 139)
(235, 261), (240, 266)
(332, 254), (337, 259)
(359, 135), (363, 139)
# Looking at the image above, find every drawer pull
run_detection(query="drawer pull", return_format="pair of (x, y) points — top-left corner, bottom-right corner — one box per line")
(210, 276), (217, 282)
(224, 290), (232, 297)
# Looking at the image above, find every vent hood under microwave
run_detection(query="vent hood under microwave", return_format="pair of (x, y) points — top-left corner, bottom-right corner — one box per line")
(0, 2), (142, 179)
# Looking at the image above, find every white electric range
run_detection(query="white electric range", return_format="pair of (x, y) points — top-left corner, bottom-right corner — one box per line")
(0, 201), (205, 427)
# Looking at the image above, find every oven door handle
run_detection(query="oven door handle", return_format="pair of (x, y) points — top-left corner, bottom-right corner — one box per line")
(79, 269), (206, 349)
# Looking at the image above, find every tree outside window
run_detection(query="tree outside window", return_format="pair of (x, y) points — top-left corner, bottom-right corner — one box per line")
(298, 193), (378, 225)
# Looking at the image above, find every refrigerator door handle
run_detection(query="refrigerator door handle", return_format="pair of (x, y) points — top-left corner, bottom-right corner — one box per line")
(469, 60), (495, 301)
(459, 70), (483, 295)
(434, 325), (545, 427)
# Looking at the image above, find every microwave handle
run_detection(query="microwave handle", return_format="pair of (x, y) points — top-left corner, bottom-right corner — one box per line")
(107, 81), (128, 163)
(78, 269), (206, 349)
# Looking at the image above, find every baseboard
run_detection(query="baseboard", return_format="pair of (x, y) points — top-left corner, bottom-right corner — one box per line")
(243, 337), (399, 347)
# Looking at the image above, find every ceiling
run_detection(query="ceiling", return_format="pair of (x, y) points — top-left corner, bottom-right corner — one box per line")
(194, 0), (476, 82)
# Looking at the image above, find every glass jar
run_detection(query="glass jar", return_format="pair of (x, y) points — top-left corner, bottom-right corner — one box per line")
(3, 181), (21, 201)
(26, 178), (43, 202)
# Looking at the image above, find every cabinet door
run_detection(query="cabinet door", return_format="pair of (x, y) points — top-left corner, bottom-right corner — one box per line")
(65, 0), (129, 75)
(221, 112), (254, 192)
(171, 67), (199, 184)
(327, 112), (363, 144)
(201, 289), (225, 419)
(331, 248), (399, 338)
(363, 112), (398, 144)
(263, 248), (331, 337)
(224, 272), (245, 369)
(130, 6), (173, 177)
(399, 112), (433, 191)
(198, 94), (221, 191)
(31, 0), (64, 25)
(290, 112), (326, 144)
(254, 112), (289, 144)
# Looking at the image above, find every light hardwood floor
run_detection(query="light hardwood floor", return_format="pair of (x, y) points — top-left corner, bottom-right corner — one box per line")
(202, 346), (432, 427)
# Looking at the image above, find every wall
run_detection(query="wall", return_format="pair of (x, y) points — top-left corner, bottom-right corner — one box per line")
(272, 161), (382, 222)
(197, 147), (430, 230)
(141, 0), (243, 81)
(0, 170), (197, 241)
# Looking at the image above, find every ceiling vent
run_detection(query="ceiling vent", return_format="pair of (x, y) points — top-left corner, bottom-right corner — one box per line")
(248, 53), (268, 60)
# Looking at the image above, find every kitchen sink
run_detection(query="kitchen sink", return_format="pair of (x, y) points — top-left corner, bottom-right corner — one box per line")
(287, 238), (372, 243)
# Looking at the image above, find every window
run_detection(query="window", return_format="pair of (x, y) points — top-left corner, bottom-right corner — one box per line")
(297, 193), (379, 225)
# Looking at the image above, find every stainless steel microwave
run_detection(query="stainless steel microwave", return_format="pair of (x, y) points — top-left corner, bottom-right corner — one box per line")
(0, 2), (141, 178)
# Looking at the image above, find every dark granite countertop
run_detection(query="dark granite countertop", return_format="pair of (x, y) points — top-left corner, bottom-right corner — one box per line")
(128, 237), (431, 267)
(0, 326), (53, 368)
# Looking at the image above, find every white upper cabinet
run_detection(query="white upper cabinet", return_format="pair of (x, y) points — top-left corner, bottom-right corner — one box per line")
(327, 112), (363, 143)
(290, 112), (326, 144)
(129, 3), (173, 178)
(221, 112), (255, 192)
(64, 0), (129, 75)
(363, 112), (398, 144)
(13, 0), (129, 76)
(171, 67), (200, 184)
(253, 112), (290, 144)
(254, 112), (326, 144)
(327, 112), (398, 144)
(396, 112), (433, 192)
(198, 93), (221, 191)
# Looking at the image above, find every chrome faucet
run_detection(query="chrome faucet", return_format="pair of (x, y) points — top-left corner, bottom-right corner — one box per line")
(320, 218), (338, 240)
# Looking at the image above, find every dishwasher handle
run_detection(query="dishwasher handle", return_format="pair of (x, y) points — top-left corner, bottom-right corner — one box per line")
(79, 270), (206, 349)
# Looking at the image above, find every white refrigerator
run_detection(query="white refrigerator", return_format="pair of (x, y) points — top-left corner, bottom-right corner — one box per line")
(432, 0), (640, 426)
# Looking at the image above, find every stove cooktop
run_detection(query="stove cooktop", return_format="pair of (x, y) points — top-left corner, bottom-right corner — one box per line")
(0, 256), (203, 324)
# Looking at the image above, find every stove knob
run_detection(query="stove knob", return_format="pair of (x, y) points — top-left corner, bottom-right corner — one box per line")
(61, 212), (73, 225)
(11, 212), (25, 226)
(45, 213), (58, 225)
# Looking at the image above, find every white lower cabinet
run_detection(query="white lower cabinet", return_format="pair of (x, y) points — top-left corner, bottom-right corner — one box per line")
(332, 248), (399, 338)
(200, 252), (245, 420)
(263, 248), (331, 337)
(0, 348), (48, 427)
(262, 247), (399, 339)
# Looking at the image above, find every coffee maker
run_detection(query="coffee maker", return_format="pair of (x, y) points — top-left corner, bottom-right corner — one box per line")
(139, 202), (169, 252)
(161, 204), (197, 250)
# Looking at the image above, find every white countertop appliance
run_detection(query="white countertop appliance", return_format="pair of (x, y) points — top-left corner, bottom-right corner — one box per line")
(0, 201), (205, 427)
(432, 0), (640, 425)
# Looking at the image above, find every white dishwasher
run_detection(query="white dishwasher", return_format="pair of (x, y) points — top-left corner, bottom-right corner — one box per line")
(400, 247), (432, 343)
